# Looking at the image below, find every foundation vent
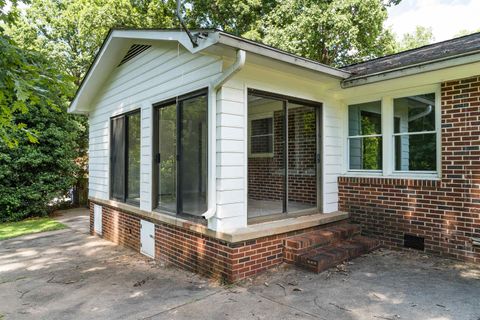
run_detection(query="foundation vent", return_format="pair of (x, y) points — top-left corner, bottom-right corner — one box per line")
(118, 44), (151, 66)
(404, 234), (425, 251)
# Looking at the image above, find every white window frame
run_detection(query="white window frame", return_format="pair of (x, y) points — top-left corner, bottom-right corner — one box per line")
(248, 112), (274, 158)
(344, 84), (441, 179)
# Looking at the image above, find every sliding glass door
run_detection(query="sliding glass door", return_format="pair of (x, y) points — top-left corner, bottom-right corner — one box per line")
(155, 90), (208, 217)
(247, 90), (321, 219)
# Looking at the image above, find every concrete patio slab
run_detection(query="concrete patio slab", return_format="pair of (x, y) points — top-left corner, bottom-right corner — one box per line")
(0, 208), (478, 320)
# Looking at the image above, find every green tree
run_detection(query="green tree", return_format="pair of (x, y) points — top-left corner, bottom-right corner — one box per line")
(188, 0), (278, 40)
(260, 0), (398, 66)
(7, 0), (177, 204)
(0, 77), (81, 221)
(454, 29), (480, 37)
(396, 26), (434, 52)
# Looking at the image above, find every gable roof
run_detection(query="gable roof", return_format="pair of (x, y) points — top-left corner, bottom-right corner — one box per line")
(342, 32), (480, 78)
(68, 28), (350, 113)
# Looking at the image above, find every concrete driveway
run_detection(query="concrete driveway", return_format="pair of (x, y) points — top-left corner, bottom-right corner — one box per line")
(0, 209), (479, 320)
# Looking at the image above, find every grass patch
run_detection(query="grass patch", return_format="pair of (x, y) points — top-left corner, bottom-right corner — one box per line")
(0, 217), (66, 241)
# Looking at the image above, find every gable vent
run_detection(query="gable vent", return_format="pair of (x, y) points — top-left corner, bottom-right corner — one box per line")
(118, 44), (151, 66)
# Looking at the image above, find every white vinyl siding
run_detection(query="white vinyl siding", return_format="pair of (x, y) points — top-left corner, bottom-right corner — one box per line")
(88, 43), (222, 211)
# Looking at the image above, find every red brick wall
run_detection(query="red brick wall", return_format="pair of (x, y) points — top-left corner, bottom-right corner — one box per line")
(89, 201), (345, 282)
(339, 75), (480, 263)
(248, 107), (317, 205)
(99, 205), (141, 252)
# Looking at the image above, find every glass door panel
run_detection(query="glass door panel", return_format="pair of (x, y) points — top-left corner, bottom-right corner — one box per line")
(126, 112), (141, 204)
(247, 95), (285, 218)
(157, 104), (177, 213)
(180, 95), (208, 216)
(287, 103), (317, 213)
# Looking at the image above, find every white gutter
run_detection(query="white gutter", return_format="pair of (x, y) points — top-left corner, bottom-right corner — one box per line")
(202, 49), (246, 220)
(342, 50), (480, 88)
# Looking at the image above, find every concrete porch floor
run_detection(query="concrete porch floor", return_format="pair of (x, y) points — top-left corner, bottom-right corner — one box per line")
(0, 208), (479, 320)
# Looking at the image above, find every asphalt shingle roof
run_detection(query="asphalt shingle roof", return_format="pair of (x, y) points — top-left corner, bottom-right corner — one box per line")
(342, 32), (480, 77)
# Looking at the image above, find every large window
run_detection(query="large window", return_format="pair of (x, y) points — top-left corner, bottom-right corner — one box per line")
(110, 110), (141, 204)
(348, 101), (382, 170)
(347, 92), (438, 175)
(154, 89), (208, 217)
(394, 93), (436, 172)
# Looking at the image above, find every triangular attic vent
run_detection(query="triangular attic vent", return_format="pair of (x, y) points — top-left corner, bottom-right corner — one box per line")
(118, 44), (151, 66)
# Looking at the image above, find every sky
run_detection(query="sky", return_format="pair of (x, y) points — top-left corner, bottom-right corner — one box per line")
(387, 0), (480, 42)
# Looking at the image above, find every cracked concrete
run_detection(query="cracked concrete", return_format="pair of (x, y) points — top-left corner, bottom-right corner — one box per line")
(0, 208), (479, 320)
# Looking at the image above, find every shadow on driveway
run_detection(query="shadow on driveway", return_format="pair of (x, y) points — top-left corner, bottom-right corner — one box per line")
(0, 208), (479, 320)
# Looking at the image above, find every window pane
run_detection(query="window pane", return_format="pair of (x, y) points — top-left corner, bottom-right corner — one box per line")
(288, 103), (317, 213)
(251, 118), (273, 136)
(248, 95), (284, 217)
(395, 133), (436, 171)
(251, 135), (273, 154)
(157, 104), (177, 213)
(181, 94), (208, 216)
(348, 101), (382, 136)
(126, 112), (141, 203)
(111, 117), (125, 201)
(394, 93), (435, 133)
(349, 137), (382, 170)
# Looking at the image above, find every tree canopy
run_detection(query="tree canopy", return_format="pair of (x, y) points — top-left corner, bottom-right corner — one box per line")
(395, 26), (434, 52)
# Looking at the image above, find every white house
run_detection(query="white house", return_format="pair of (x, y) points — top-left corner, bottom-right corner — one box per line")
(69, 29), (480, 281)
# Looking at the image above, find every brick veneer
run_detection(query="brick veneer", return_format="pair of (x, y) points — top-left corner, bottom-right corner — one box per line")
(339, 75), (480, 263)
(89, 201), (346, 282)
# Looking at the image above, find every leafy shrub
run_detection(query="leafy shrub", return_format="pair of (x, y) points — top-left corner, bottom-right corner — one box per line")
(0, 36), (83, 222)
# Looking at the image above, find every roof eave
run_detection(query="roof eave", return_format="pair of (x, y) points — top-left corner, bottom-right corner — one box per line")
(217, 32), (350, 79)
(341, 50), (480, 88)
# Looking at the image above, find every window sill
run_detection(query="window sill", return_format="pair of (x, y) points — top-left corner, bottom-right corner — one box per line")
(343, 172), (441, 181)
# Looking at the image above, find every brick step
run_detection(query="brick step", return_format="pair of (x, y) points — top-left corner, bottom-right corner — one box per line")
(296, 235), (380, 273)
(283, 223), (361, 262)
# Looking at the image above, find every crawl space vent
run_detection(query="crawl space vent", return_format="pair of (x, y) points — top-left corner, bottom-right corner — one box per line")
(118, 44), (151, 66)
(404, 234), (425, 251)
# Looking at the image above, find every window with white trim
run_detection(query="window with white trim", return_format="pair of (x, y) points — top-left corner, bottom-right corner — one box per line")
(347, 101), (382, 170)
(249, 115), (274, 157)
(347, 92), (439, 175)
(393, 93), (436, 172)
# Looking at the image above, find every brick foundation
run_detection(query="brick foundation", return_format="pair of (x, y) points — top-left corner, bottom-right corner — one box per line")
(339, 75), (480, 263)
(89, 201), (347, 282)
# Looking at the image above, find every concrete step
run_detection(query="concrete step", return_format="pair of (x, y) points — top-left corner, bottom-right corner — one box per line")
(284, 223), (361, 263)
(296, 235), (380, 273)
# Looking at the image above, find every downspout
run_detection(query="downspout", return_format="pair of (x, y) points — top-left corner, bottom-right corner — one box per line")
(202, 49), (246, 221)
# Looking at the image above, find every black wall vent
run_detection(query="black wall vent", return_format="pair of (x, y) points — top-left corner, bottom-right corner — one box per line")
(118, 44), (151, 66)
(404, 234), (425, 251)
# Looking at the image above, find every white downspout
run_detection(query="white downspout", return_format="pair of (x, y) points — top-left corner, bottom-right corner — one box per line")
(202, 50), (246, 222)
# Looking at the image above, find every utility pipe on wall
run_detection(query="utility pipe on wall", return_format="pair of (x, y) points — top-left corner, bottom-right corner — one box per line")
(202, 50), (246, 224)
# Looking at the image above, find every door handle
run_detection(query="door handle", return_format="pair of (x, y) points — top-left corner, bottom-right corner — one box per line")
(149, 234), (154, 239)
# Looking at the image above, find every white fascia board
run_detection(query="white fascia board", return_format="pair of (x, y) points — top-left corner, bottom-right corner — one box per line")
(342, 51), (480, 88)
(217, 33), (350, 80)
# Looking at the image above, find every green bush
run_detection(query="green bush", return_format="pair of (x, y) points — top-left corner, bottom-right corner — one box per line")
(0, 105), (82, 222)
(0, 35), (83, 222)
